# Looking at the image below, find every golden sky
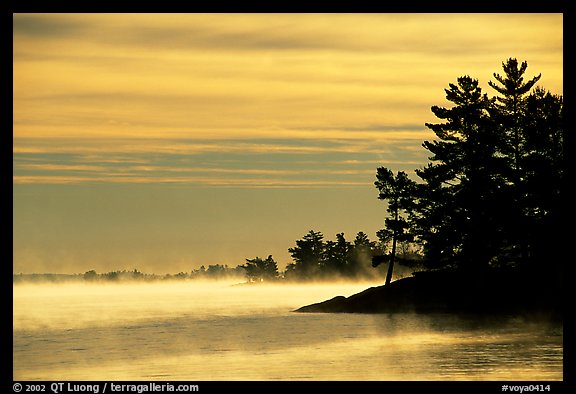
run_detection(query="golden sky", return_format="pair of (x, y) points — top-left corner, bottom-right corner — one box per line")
(13, 13), (563, 273)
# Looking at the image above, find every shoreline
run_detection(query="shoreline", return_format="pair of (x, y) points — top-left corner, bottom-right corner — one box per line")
(294, 268), (563, 320)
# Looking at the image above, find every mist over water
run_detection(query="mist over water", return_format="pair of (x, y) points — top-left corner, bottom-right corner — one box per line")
(13, 281), (562, 380)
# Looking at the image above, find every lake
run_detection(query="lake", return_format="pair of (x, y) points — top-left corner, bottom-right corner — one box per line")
(13, 280), (563, 380)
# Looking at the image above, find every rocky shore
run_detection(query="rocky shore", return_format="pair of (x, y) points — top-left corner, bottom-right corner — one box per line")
(295, 268), (562, 319)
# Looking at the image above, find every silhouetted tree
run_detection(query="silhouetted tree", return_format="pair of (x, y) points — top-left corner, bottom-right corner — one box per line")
(415, 75), (505, 269)
(489, 58), (541, 179)
(349, 231), (376, 276)
(374, 169), (417, 285)
(285, 231), (385, 280)
(488, 58), (543, 265)
(286, 230), (325, 280)
(103, 271), (119, 281)
(242, 255), (279, 282)
(205, 264), (229, 278)
(322, 233), (352, 277)
(83, 270), (98, 281)
(521, 87), (563, 270)
(379, 59), (563, 275)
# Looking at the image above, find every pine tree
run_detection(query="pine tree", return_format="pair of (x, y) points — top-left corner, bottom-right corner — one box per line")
(516, 87), (564, 270)
(322, 233), (352, 277)
(374, 169), (416, 285)
(372, 58), (563, 297)
(242, 255), (279, 282)
(488, 58), (541, 180)
(350, 231), (376, 276)
(415, 75), (504, 269)
(488, 58), (544, 266)
(286, 230), (325, 279)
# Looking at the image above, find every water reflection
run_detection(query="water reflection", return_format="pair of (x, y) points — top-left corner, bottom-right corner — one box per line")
(13, 281), (562, 380)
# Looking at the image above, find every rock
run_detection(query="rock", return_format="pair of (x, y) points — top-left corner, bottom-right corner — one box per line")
(294, 268), (562, 318)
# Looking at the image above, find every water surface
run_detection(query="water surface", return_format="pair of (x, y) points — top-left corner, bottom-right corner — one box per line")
(13, 281), (562, 380)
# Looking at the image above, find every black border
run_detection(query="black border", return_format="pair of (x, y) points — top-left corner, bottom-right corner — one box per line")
(8, 1), (569, 13)
(7, 381), (571, 392)
(8, 1), (574, 391)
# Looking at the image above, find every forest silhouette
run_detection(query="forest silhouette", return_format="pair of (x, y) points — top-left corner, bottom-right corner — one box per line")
(370, 59), (563, 281)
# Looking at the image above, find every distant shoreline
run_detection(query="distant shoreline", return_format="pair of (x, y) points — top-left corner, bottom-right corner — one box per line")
(12, 271), (243, 284)
(12, 271), (387, 285)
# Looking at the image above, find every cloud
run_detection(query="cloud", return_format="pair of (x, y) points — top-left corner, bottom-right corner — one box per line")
(13, 14), (85, 37)
(14, 14), (562, 148)
(12, 14), (346, 54)
(13, 13), (562, 55)
(300, 123), (427, 133)
(13, 135), (427, 188)
(12, 14), (562, 187)
(13, 135), (428, 156)
(12, 174), (371, 188)
(116, 24), (332, 52)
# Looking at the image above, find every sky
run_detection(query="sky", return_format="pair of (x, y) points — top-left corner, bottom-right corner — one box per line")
(13, 13), (563, 274)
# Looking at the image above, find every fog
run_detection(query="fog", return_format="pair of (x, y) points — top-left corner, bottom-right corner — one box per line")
(13, 280), (372, 331)
(13, 281), (562, 380)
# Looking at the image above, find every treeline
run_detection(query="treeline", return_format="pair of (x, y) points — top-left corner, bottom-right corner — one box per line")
(239, 230), (421, 283)
(74, 229), (413, 283)
(285, 230), (420, 281)
(82, 266), (245, 281)
(13, 266), (246, 283)
(14, 228), (415, 284)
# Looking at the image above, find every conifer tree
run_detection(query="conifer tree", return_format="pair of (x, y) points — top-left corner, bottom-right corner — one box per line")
(374, 169), (416, 284)
(242, 255), (279, 282)
(286, 230), (325, 279)
(415, 76), (503, 269)
(488, 58), (541, 180)
(322, 233), (352, 276)
(488, 58), (544, 265)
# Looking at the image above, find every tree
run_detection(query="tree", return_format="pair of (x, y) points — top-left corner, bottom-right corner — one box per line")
(242, 255), (279, 282)
(374, 169), (417, 285)
(322, 233), (352, 277)
(385, 59), (563, 275)
(131, 269), (144, 280)
(205, 264), (228, 278)
(522, 87), (563, 219)
(513, 87), (564, 271)
(83, 270), (98, 281)
(413, 75), (506, 270)
(349, 231), (376, 277)
(286, 230), (325, 280)
(488, 58), (541, 180)
(488, 58), (543, 265)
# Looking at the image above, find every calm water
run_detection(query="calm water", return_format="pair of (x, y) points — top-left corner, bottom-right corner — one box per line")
(13, 281), (563, 380)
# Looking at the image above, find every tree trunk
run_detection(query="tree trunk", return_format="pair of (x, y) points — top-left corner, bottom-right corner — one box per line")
(385, 233), (397, 286)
